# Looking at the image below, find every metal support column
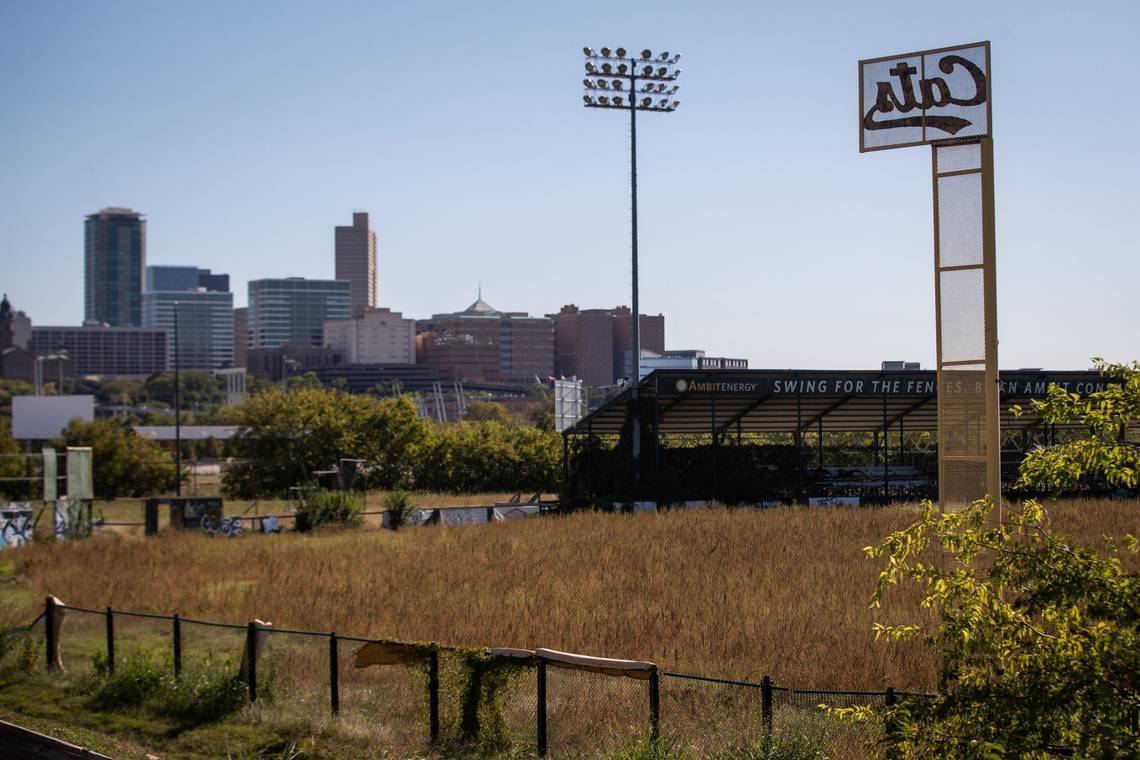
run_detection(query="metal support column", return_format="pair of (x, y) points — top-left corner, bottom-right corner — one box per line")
(817, 418), (823, 469)
(653, 393), (661, 494)
(980, 137), (1002, 508)
(882, 393), (890, 495)
(710, 396), (718, 502)
(587, 421), (594, 499)
(795, 390), (803, 504)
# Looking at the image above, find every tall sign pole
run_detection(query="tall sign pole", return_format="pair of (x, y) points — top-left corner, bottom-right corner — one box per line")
(859, 42), (1000, 507)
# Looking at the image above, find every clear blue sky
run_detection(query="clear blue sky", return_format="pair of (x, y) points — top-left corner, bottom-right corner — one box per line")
(1, 0), (1136, 370)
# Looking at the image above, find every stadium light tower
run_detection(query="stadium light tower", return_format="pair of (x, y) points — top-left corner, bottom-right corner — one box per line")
(583, 46), (681, 490)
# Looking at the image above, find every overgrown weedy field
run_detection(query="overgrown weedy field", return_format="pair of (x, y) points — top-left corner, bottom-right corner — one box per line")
(9, 499), (1136, 688)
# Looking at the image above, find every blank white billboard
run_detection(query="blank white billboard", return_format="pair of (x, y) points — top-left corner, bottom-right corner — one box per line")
(11, 396), (95, 440)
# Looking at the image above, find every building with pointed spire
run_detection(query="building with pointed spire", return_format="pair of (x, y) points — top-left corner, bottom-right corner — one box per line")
(0, 295), (35, 382)
(415, 290), (554, 383)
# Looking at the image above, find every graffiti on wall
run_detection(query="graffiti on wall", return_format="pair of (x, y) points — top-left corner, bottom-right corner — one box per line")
(1, 504), (34, 548)
(201, 515), (244, 538)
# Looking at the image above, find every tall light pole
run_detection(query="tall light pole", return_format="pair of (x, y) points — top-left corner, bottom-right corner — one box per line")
(582, 46), (681, 491)
(174, 302), (182, 498)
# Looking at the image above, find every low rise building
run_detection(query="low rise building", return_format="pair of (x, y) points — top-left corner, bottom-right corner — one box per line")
(246, 344), (339, 381)
(324, 308), (415, 364)
(31, 323), (168, 377)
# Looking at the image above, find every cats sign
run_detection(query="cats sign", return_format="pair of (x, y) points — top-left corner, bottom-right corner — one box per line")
(859, 41), (990, 152)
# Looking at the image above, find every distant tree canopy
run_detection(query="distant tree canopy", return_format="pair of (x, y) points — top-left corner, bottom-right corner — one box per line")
(54, 418), (176, 498)
(415, 420), (561, 493)
(222, 387), (561, 498)
(141, 370), (226, 408)
(461, 401), (514, 424)
(0, 418), (23, 499)
(0, 379), (35, 417)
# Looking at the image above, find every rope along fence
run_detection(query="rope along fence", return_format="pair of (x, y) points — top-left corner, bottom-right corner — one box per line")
(31, 596), (924, 756)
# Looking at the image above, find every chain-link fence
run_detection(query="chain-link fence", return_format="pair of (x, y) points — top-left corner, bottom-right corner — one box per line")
(544, 659), (652, 755)
(32, 597), (932, 757)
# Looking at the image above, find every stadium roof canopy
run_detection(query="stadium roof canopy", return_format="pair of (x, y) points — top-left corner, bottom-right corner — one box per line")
(567, 369), (1115, 436)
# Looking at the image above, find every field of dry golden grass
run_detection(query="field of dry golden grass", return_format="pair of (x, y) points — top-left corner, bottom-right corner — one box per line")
(9, 498), (1136, 691)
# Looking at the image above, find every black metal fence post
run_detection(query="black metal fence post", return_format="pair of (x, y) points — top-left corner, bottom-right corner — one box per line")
(649, 664), (660, 742)
(246, 622), (258, 702)
(105, 607), (115, 675)
(884, 686), (898, 760)
(44, 597), (56, 673)
(761, 675), (773, 736)
(172, 614), (182, 677)
(428, 647), (439, 743)
(329, 632), (339, 715)
(536, 656), (548, 757)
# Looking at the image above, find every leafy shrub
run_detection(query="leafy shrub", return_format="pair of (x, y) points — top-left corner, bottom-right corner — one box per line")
(708, 734), (828, 760)
(54, 418), (176, 498)
(384, 489), (413, 530)
(159, 667), (248, 724)
(18, 636), (41, 673)
(0, 629), (14, 665)
(293, 489), (363, 532)
(608, 734), (828, 760)
(89, 651), (165, 709)
(85, 648), (247, 725)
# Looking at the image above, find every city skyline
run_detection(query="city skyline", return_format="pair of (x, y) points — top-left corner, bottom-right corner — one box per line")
(2, 2), (1138, 371)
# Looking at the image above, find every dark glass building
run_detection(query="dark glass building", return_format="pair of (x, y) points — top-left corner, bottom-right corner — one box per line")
(146, 266), (229, 293)
(248, 278), (351, 348)
(84, 207), (146, 326)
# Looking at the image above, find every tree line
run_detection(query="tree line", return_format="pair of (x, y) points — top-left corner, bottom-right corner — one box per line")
(222, 387), (560, 497)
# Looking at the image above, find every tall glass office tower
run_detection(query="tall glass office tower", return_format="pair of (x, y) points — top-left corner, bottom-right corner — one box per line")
(84, 207), (146, 326)
(248, 278), (351, 348)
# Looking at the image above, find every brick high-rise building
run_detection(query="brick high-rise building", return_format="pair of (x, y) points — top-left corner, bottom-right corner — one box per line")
(232, 307), (248, 368)
(551, 305), (665, 386)
(551, 305), (614, 387)
(416, 293), (554, 383)
(335, 212), (377, 316)
(611, 305), (665, 382)
(85, 207), (145, 326)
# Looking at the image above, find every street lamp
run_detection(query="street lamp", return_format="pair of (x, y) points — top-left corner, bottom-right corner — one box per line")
(33, 351), (69, 396)
(582, 45), (682, 490)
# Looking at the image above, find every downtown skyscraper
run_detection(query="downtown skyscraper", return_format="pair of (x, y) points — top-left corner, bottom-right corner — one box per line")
(84, 207), (146, 326)
(335, 212), (377, 316)
(142, 266), (234, 369)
